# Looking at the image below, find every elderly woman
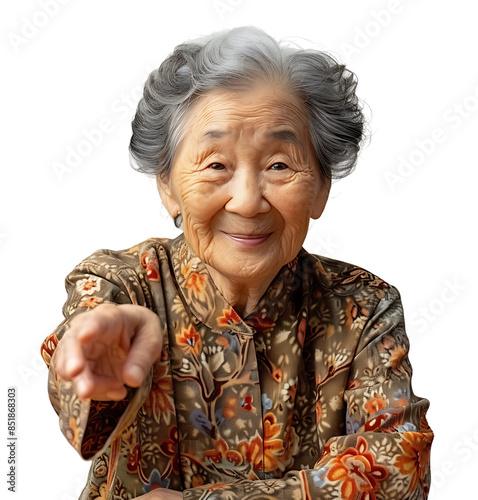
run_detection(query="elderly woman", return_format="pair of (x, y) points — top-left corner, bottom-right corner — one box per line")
(42, 27), (433, 500)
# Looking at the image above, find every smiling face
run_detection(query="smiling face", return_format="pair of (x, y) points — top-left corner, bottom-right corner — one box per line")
(158, 83), (330, 293)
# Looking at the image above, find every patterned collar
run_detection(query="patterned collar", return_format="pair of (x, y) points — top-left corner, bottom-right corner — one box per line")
(169, 234), (302, 335)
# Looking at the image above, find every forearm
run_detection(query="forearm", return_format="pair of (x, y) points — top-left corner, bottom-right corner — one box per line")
(182, 426), (432, 499)
(136, 490), (183, 499)
(48, 348), (153, 459)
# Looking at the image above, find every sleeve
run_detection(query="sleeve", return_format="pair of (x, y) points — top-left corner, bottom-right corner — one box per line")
(182, 285), (434, 500)
(40, 250), (154, 460)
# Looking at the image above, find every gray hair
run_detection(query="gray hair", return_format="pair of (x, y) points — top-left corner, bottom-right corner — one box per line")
(129, 26), (366, 181)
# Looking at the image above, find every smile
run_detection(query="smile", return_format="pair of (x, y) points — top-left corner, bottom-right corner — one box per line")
(224, 233), (271, 247)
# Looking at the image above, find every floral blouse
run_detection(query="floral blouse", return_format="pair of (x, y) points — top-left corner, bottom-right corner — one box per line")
(41, 234), (433, 499)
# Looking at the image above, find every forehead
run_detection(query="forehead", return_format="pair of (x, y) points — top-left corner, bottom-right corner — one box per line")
(184, 85), (310, 142)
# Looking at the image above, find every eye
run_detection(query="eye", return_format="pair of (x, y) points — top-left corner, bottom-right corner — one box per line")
(269, 162), (289, 171)
(208, 163), (226, 170)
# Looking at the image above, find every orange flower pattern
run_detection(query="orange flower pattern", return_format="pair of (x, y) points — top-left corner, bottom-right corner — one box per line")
(217, 308), (241, 326)
(394, 431), (433, 494)
(141, 250), (161, 282)
(364, 395), (388, 416)
(176, 325), (203, 356)
(143, 359), (175, 425)
(78, 295), (103, 309)
(40, 332), (58, 368)
(204, 438), (243, 466)
(43, 235), (433, 499)
(237, 413), (285, 472)
(181, 261), (206, 294)
(326, 436), (388, 499)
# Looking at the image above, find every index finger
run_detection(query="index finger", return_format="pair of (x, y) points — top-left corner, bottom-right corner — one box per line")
(54, 328), (88, 380)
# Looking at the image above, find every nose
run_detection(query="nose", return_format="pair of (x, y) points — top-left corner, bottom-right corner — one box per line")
(224, 170), (270, 217)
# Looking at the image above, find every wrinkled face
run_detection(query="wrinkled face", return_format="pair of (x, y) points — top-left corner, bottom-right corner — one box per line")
(158, 84), (330, 288)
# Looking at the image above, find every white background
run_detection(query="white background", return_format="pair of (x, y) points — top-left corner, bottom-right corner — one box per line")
(1, 0), (477, 498)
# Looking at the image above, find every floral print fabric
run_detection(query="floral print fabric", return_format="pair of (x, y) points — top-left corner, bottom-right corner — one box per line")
(41, 234), (433, 499)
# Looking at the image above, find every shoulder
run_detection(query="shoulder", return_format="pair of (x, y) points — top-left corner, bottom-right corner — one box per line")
(297, 249), (400, 304)
(70, 236), (181, 273)
(59, 237), (183, 313)
(62, 237), (185, 295)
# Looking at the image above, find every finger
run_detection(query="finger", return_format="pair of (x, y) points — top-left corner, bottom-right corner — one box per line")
(123, 311), (163, 387)
(54, 331), (87, 381)
(56, 306), (122, 381)
(74, 304), (126, 345)
(103, 386), (128, 401)
(71, 361), (95, 399)
(73, 371), (127, 401)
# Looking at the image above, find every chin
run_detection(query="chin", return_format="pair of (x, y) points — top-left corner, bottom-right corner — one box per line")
(225, 258), (281, 282)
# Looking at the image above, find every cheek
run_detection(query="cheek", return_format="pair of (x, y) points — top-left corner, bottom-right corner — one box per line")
(271, 179), (317, 221)
(278, 203), (311, 242)
(176, 182), (225, 224)
(274, 190), (316, 251)
(283, 211), (310, 240)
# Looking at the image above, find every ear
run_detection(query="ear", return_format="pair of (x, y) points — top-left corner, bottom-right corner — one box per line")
(311, 177), (331, 220)
(156, 174), (181, 217)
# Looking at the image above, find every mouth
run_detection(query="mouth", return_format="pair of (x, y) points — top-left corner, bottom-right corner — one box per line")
(224, 232), (272, 246)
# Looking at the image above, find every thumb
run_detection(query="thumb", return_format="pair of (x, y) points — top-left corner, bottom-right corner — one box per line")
(122, 307), (163, 387)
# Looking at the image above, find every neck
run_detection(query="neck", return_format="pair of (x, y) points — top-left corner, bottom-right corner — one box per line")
(205, 265), (271, 317)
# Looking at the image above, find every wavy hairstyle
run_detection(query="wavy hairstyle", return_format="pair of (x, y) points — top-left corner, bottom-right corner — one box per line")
(129, 26), (366, 181)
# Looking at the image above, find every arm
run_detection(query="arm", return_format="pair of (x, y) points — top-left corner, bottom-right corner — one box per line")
(41, 251), (162, 459)
(137, 491), (184, 499)
(181, 285), (433, 499)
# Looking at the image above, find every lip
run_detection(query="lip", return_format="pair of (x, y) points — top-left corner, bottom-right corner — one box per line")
(224, 232), (271, 247)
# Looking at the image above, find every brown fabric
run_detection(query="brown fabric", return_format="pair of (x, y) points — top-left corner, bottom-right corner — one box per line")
(42, 234), (433, 499)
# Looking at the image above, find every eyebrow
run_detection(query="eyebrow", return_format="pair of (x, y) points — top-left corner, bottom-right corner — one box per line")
(268, 129), (300, 144)
(201, 130), (230, 141)
(200, 129), (300, 144)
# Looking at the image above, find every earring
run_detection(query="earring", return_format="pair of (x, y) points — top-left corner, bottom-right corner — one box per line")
(174, 212), (183, 229)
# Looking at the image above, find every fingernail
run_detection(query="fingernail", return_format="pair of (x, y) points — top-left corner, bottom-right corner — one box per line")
(76, 379), (87, 398)
(128, 365), (144, 385)
(66, 358), (79, 375)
